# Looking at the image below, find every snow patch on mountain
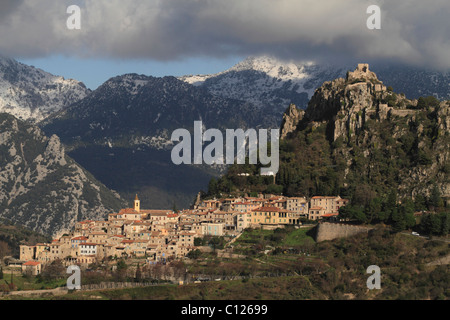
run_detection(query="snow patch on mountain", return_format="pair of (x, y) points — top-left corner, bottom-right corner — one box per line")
(179, 56), (349, 114)
(0, 56), (90, 123)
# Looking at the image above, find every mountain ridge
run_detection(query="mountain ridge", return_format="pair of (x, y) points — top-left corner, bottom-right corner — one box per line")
(207, 63), (450, 205)
(0, 113), (127, 236)
(179, 56), (450, 118)
(40, 73), (269, 210)
(0, 56), (90, 123)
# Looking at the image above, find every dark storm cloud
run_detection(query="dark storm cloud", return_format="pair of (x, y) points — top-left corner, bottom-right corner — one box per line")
(0, 0), (24, 19)
(0, 0), (449, 69)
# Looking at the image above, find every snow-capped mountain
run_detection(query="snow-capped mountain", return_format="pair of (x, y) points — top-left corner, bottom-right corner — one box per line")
(180, 56), (450, 118)
(0, 56), (90, 123)
(42, 73), (265, 145)
(41, 74), (265, 210)
(179, 56), (350, 117)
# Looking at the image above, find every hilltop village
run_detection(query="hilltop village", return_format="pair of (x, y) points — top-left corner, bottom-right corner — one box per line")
(20, 195), (348, 273)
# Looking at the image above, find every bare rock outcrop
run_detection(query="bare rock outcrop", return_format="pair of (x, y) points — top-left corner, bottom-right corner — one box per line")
(280, 104), (304, 139)
(280, 63), (449, 203)
(304, 64), (417, 142)
(0, 113), (126, 236)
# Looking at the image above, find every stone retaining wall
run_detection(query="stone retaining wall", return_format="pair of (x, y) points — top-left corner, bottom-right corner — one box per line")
(316, 222), (372, 242)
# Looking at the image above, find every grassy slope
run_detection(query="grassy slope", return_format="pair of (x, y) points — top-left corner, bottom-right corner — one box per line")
(2, 225), (449, 300)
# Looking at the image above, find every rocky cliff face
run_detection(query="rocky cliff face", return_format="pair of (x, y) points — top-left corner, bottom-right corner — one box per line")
(280, 64), (450, 200)
(305, 64), (415, 140)
(0, 113), (126, 236)
(280, 104), (304, 139)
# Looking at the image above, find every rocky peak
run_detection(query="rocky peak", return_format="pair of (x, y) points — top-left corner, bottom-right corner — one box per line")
(0, 56), (90, 123)
(346, 63), (379, 83)
(0, 113), (126, 236)
(280, 104), (304, 139)
(277, 65), (449, 204)
(302, 63), (421, 142)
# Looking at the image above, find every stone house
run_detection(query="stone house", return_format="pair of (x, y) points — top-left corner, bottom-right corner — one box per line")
(22, 261), (42, 276)
(308, 207), (327, 220)
(79, 243), (98, 256)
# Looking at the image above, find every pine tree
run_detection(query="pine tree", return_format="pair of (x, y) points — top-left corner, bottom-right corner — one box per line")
(430, 185), (443, 209)
(439, 212), (450, 236)
(391, 209), (406, 233)
(414, 194), (427, 211)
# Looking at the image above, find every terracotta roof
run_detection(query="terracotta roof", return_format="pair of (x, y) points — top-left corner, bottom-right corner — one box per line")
(119, 208), (140, 214)
(311, 196), (338, 199)
(141, 210), (173, 214)
(23, 261), (41, 266)
(268, 196), (283, 200)
(322, 213), (339, 217)
(210, 211), (234, 215)
(252, 206), (284, 212)
(150, 212), (171, 217)
(179, 232), (195, 236)
(71, 236), (88, 241)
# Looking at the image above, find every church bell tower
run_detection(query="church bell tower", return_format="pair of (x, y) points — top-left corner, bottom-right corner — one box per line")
(134, 194), (140, 212)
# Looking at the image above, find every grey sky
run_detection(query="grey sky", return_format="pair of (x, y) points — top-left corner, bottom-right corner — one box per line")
(0, 0), (449, 69)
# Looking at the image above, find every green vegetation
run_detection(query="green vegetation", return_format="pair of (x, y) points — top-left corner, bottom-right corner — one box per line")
(339, 187), (449, 235)
(193, 236), (227, 250)
(282, 228), (316, 246)
(5, 226), (447, 300)
(12, 276), (323, 300)
(0, 269), (66, 292)
(235, 226), (315, 248)
(0, 219), (51, 259)
(416, 96), (441, 109)
(204, 95), (449, 236)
